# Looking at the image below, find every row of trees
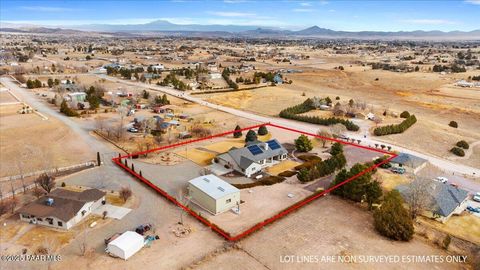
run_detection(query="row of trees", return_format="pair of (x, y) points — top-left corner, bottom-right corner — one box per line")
(154, 94), (170, 105)
(157, 73), (191, 90)
(373, 115), (417, 136)
(47, 78), (61, 88)
(432, 64), (466, 73)
(297, 142), (346, 183)
(222, 68), (239, 90)
(26, 79), (42, 89)
(279, 98), (360, 131)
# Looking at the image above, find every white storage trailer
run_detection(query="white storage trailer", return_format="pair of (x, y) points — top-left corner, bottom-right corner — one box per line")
(106, 231), (144, 260)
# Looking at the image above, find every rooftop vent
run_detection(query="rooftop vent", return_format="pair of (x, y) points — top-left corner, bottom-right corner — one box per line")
(203, 178), (210, 183)
(217, 187), (225, 192)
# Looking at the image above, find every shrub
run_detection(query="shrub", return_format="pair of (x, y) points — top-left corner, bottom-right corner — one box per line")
(449, 121), (458, 128)
(456, 140), (469, 149)
(60, 100), (79, 117)
(233, 176), (285, 189)
(442, 235), (451, 250)
(61, 182), (66, 187)
(295, 135), (313, 152)
(297, 168), (310, 182)
(191, 125), (212, 138)
(450, 147), (465, 157)
(120, 186), (132, 202)
(278, 171), (297, 177)
(297, 155), (322, 162)
(400, 111), (410, 118)
(373, 190), (414, 241)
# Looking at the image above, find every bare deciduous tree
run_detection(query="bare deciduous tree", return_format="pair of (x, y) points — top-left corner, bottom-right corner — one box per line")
(329, 123), (347, 138)
(403, 177), (432, 220)
(36, 173), (55, 193)
(316, 129), (332, 148)
(176, 188), (191, 225)
(120, 186), (132, 202)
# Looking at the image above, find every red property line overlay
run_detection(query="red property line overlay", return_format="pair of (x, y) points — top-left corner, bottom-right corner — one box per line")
(112, 122), (398, 241)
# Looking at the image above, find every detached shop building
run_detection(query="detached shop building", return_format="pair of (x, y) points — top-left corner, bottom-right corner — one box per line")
(188, 174), (240, 215)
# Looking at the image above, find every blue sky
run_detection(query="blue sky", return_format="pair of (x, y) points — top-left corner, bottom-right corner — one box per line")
(1, 0), (479, 31)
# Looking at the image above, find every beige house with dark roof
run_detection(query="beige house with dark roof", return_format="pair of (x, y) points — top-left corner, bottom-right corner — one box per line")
(18, 188), (106, 230)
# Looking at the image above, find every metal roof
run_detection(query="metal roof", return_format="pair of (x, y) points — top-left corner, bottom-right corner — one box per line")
(189, 174), (239, 200)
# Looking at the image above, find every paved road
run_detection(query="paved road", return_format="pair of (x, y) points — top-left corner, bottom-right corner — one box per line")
(98, 75), (480, 178)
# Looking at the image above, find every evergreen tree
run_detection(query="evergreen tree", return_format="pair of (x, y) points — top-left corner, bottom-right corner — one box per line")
(233, 125), (242, 138)
(295, 135), (313, 152)
(258, 125), (268, 136)
(373, 190), (414, 241)
(366, 180), (383, 210)
(245, 130), (257, 142)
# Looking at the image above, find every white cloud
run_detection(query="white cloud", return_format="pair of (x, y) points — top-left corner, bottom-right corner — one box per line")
(399, 19), (458, 25)
(319, 0), (329, 5)
(208, 11), (255, 17)
(19, 6), (76, 12)
(328, 9), (335, 12)
(293, 8), (316, 12)
(465, 0), (480, 5)
(300, 2), (312, 6)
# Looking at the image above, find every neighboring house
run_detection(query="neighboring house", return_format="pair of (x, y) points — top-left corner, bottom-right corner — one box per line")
(214, 139), (288, 177)
(273, 74), (283, 84)
(209, 73), (222, 80)
(64, 92), (87, 102)
(397, 180), (468, 223)
(390, 153), (428, 174)
(151, 64), (164, 71)
(18, 188), (106, 230)
(188, 174), (240, 215)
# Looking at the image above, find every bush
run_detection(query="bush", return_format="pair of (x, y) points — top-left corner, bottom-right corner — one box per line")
(120, 186), (132, 202)
(373, 190), (414, 241)
(400, 111), (410, 118)
(297, 155), (322, 162)
(373, 115), (417, 136)
(60, 100), (79, 117)
(295, 135), (313, 152)
(450, 147), (465, 157)
(449, 121), (458, 128)
(442, 235), (451, 250)
(233, 176), (285, 189)
(278, 171), (297, 177)
(456, 140), (469, 149)
(191, 125), (212, 138)
(61, 182), (66, 187)
(297, 168), (310, 182)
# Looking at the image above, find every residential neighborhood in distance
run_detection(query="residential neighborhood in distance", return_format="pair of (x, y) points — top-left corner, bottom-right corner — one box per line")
(0, 0), (479, 269)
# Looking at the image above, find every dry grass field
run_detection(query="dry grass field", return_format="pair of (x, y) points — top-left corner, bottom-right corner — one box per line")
(0, 106), (94, 177)
(419, 215), (480, 246)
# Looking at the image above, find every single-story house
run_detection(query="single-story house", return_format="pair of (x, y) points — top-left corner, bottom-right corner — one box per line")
(391, 153), (428, 174)
(188, 174), (240, 215)
(64, 92), (87, 102)
(18, 188), (106, 230)
(397, 180), (468, 223)
(214, 139), (288, 177)
(209, 73), (222, 80)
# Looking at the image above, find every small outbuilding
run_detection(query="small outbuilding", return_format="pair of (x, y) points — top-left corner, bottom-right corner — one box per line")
(188, 174), (240, 215)
(106, 231), (144, 260)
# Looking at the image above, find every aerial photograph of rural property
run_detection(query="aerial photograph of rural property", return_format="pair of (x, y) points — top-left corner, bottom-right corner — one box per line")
(0, 0), (479, 269)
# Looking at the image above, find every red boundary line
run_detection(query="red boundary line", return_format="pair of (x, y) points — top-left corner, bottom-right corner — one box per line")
(112, 122), (397, 241)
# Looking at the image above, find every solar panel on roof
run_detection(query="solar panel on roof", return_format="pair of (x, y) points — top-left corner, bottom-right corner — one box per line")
(247, 145), (263, 155)
(267, 140), (281, 150)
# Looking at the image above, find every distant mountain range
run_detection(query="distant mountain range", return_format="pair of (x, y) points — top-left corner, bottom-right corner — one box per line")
(1, 20), (480, 40)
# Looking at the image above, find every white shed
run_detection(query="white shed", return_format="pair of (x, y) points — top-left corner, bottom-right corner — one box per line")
(106, 231), (144, 260)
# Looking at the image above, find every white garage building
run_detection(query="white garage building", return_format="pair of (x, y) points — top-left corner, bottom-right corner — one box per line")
(188, 174), (240, 215)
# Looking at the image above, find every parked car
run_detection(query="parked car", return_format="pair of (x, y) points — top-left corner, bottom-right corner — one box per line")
(127, 127), (138, 133)
(466, 206), (480, 213)
(390, 167), (405, 174)
(473, 192), (480, 202)
(434, 176), (448, 184)
(134, 223), (152, 235)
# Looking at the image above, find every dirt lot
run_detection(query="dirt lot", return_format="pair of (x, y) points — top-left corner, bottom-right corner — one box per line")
(235, 196), (467, 270)
(0, 105), (94, 177)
